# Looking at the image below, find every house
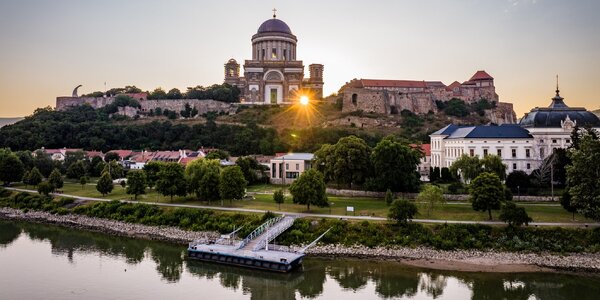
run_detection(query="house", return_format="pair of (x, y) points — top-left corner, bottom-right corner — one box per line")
(413, 144), (431, 181)
(36, 147), (83, 161)
(269, 153), (314, 184)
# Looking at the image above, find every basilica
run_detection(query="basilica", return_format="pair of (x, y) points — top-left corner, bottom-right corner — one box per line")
(224, 12), (324, 104)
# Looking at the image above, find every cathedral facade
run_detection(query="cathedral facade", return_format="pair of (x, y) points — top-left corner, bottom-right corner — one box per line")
(224, 13), (324, 104)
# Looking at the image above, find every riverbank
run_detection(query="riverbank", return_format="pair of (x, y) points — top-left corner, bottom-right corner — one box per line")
(2, 207), (599, 274)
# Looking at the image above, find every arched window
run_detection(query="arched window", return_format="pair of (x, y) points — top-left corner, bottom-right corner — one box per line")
(351, 94), (358, 105)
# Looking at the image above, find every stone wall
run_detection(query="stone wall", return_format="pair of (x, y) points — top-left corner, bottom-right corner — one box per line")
(485, 102), (517, 124)
(56, 96), (237, 116)
(140, 99), (236, 115)
(325, 188), (558, 202)
(342, 88), (437, 115)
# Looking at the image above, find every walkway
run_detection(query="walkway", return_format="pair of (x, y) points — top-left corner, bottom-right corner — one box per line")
(5, 187), (598, 227)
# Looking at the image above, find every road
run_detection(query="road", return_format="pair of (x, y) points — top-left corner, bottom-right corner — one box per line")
(6, 187), (598, 227)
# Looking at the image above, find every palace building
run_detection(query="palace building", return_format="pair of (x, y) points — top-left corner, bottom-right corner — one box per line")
(430, 83), (600, 175)
(224, 11), (324, 104)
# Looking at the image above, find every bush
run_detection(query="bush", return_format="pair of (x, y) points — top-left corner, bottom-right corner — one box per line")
(388, 199), (418, 225)
(499, 202), (532, 227)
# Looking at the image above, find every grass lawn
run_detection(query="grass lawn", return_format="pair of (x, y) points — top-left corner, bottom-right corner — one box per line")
(12, 181), (592, 224)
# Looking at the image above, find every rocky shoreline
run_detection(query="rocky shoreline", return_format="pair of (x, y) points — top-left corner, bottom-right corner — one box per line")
(2, 207), (599, 273)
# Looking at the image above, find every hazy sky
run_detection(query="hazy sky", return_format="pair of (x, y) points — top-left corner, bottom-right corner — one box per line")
(1, 0), (599, 117)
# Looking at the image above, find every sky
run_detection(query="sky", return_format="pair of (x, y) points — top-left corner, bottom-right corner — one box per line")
(1, 0), (599, 118)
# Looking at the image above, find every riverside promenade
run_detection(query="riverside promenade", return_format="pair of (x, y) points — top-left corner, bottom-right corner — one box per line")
(6, 187), (599, 228)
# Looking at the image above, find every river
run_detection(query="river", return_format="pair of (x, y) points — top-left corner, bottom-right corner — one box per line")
(0, 220), (598, 300)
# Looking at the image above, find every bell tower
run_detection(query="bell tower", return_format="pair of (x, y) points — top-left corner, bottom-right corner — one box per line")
(224, 58), (240, 85)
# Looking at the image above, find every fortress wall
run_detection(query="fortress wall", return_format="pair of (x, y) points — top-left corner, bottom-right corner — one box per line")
(56, 97), (236, 115)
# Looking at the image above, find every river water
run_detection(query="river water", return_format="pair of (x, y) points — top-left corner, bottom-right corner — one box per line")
(0, 220), (598, 300)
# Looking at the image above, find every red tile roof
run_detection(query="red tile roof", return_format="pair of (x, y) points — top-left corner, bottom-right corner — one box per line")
(108, 150), (134, 159)
(410, 144), (431, 156)
(447, 81), (461, 91)
(359, 79), (427, 89)
(179, 157), (200, 166)
(85, 151), (104, 158)
(469, 70), (493, 81)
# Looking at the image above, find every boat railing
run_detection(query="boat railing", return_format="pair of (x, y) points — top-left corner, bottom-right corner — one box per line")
(237, 215), (285, 249)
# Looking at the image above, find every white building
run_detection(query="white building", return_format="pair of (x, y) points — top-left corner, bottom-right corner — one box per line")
(430, 87), (600, 174)
(270, 153), (314, 184)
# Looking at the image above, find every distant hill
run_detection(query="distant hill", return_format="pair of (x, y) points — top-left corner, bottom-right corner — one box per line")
(0, 118), (23, 128)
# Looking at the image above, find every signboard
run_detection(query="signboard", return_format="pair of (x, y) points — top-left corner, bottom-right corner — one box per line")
(346, 206), (354, 212)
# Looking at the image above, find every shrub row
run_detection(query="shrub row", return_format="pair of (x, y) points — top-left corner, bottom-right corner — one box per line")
(2, 191), (600, 253)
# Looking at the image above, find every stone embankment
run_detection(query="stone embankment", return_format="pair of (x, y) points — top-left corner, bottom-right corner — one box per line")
(0, 207), (219, 245)
(305, 244), (600, 273)
(2, 207), (598, 273)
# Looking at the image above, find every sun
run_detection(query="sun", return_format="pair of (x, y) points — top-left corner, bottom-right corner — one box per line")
(299, 95), (309, 106)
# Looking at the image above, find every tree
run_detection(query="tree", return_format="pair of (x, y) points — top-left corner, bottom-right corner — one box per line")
(551, 148), (571, 187)
(333, 136), (372, 188)
(429, 167), (440, 183)
(96, 171), (114, 196)
(102, 160), (124, 179)
(235, 156), (262, 185)
(481, 155), (506, 180)
(388, 199), (418, 225)
(369, 136), (421, 192)
(48, 169), (63, 192)
(63, 151), (86, 170)
(166, 88), (182, 99)
(0, 149), (25, 185)
(205, 150), (230, 160)
(156, 163), (187, 202)
(505, 170), (530, 193)
(440, 167), (454, 183)
(104, 152), (120, 162)
(28, 167), (43, 187)
(180, 103), (193, 118)
(469, 172), (504, 220)
(313, 144), (335, 183)
(385, 189), (394, 206)
(450, 154), (483, 183)
(66, 160), (86, 179)
(89, 156), (104, 177)
(15, 150), (34, 171)
(289, 169), (328, 211)
(79, 176), (88, 190)
(219, 166), (247, 203)
(560, 189), (577, 220)
(273, 189), (285, 210)
(143, 161), (163, 189)
(499, 202), (532, 227)
(442, 98), (470, 117)
(186, 159), (221, 203)
(567, 127), (600, 220)
(149, 88), (167, 100)
(33, 150), (53, 177)
(37, 182), (53, 197)
(417, 184), (445, 217)
(126, 171), (147, 200)
(22, 171), (30, 187)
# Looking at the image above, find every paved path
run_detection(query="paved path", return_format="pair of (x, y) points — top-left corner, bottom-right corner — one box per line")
(6, 187), (598, 227)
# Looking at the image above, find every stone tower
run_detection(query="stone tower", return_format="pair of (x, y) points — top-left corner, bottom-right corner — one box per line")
(305, 64), (324, 99)
(224, 59), (241, 86)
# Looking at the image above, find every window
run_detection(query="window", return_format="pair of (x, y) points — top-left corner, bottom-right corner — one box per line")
(469, 149), (475, 157)
(272, 163), (276, 178)
(285, 163), (289, 170)
(552, 139), (557, 144)
(351, 94), (357, 105)
(540, 139), (544, 143)
(497, 149), (502, 157)
(286, 172), (299, 179)
(513, 163), (517, 170)
(271, 48), (277, 59)
(566, 139), (571, 144)
(527, 163), (531, 170)
(283, 49), (287, 60)
(483, 149), (488, 156)
(512, 149), (517, 158)
(261, 49), (265, 59)
(295, 163), (299, 170)
(525, 149), (530, 158)
(540, 148), (545, 159)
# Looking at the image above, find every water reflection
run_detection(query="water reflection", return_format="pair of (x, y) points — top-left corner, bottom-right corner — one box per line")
(1, 220), (599, 300)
